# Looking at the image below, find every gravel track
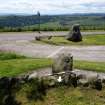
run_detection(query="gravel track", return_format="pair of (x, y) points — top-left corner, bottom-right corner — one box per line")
(0, 41), (105, 61)
(0, 31), (105, 62)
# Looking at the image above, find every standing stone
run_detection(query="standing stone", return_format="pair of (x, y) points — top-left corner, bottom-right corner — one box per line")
(66, 24), (82, 42)
(52, 53), (73, 74)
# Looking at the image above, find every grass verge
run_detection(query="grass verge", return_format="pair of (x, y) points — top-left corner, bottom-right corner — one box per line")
(0, 52), (105, 76)
(0, 59), (105, 77)
(33, 35), (105, 46)
(74, 60), (105, 72)
(0, 58), (52, 77)
(0, 51), (26, 60)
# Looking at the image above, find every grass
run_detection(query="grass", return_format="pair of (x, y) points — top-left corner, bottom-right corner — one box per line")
(74, 60), (105, 72)
(33, 35), (105, 46)
(0, 51), (26, 60)
(0, 51), (105, 77)
(0, 51), (52, 77)
(16, 85), (105, 105)
(0, 58), (52, 77)
(0, 58), (105, 77)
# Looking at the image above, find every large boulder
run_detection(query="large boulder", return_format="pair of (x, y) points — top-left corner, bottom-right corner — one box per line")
(52, 53), (73, 74)
(66, 24), (82, 42)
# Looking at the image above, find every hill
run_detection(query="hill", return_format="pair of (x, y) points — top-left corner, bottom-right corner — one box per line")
(0, 13), (105, 31)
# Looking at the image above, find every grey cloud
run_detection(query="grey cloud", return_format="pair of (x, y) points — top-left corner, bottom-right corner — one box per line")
(0, 0), (105, 14)
(81, 2), (105, 8)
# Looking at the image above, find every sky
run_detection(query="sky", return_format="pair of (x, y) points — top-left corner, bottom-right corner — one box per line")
(0, 0), (105, 15)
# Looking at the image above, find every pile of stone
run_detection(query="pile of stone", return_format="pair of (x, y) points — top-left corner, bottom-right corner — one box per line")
(51, 53), (103, 90)
(0, 52), (104, 102)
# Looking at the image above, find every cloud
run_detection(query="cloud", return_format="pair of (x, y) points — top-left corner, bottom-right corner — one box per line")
(0, 0), (105, 14)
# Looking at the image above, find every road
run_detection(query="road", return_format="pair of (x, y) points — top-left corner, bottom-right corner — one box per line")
(0, 31), (105, 62)
(0, 41), (105, 62)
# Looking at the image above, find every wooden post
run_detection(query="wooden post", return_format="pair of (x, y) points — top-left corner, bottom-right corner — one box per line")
(37, 11), (40, 33)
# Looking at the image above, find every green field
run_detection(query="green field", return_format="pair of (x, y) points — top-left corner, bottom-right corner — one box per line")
(33, 35), (105, 46)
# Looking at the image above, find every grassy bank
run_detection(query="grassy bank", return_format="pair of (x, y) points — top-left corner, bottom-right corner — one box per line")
(33, 35), (105, 45)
